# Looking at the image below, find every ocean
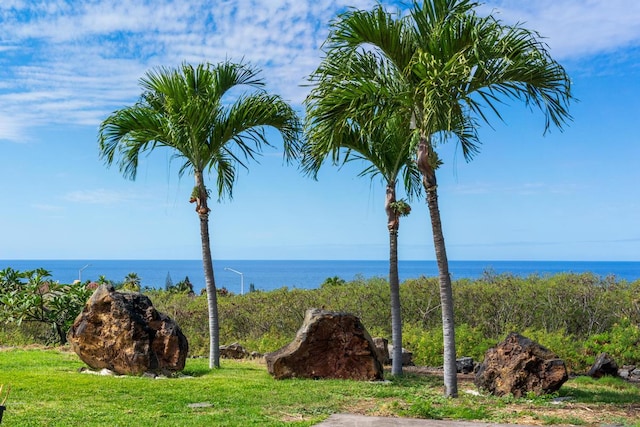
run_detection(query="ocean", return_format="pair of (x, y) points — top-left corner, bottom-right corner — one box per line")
(2, 260), (639, 294)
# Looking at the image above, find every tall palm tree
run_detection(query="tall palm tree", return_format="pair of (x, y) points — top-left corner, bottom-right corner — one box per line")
(317, 0), (572, 396)
(303, 50), (421, 376)
(98, 61), (301, 369)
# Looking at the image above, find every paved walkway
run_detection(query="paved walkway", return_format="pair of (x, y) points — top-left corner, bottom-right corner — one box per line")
(314, 414), (538, 426)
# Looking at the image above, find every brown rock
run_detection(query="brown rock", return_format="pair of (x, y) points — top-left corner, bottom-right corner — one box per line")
(474, 332), (568, 397)
(220, 342), (248, 359)
(265, 308), (383, 380)
(68, 285), (188, 375)
(373, 337), (389, 365)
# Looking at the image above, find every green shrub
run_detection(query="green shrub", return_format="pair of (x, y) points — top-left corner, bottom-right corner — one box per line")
(403, 323), (498, 366)
(519, 328), (588, 372)
(584, 318), (640, 365)
(403, 323), (443, 366)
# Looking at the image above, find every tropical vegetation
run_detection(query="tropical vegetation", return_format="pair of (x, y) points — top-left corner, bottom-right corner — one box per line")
(97, 61), (301, 369)
(311, 0), (573, 396)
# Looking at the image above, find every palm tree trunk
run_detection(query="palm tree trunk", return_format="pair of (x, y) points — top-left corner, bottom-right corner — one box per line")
(194, 171), (220, 369)
(386, 182), (403, 376)
(418, 137), (458, 397)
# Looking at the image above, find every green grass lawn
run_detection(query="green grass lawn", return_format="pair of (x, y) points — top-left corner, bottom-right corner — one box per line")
(1, 348), (639, 426)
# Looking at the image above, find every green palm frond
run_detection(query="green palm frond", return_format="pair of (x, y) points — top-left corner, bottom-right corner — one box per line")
(98, 61), (301, 200)
(326, 5), (415, 72)
(303, 45), (420, 198)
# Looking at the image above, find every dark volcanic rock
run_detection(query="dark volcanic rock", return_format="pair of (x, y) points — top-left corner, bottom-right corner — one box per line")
(456, 357), (475, 374)
(475, 332), (568, 397)
(587, 352), (619, 379)
(68, 285), (188, 375)
(265, 308), (383, 380)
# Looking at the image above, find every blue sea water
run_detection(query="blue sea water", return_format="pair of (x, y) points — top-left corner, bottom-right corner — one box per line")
(2, 259), (640, 294)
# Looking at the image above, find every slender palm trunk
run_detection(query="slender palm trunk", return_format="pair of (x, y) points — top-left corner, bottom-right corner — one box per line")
(386, 182), (403, 376)
(194, 171), (220, 369)
(417, 137), (458, 397)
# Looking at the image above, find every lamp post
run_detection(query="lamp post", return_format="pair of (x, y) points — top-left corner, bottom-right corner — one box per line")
(224, 267), (244, 295)
(78, 264), (91, 282)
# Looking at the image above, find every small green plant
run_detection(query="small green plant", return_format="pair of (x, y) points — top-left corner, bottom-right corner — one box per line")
(539, 415), (586, 425)
(389, 199), (411, 216)
(406, 399), (442, 419)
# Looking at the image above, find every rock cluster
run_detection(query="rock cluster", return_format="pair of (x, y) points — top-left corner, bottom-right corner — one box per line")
(265, 308), (383, 380)
(585, 352), (640, 382)
(68, 285), (188, 376)
(220, 342), (248, 359)
(619, 365), (640, 381)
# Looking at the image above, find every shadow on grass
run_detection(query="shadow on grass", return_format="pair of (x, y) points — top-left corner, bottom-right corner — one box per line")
(561, 376), (640, 404)
(181, 358), (269, 378)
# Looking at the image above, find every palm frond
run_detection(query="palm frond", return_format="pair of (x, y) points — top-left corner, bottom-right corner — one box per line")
(98, 61), (301, 200)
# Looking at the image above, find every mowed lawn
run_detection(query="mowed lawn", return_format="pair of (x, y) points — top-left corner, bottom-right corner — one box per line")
(1, 348), (639, 426)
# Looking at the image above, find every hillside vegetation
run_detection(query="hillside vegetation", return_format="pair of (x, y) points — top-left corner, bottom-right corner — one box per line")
(3, 272), (640, 372)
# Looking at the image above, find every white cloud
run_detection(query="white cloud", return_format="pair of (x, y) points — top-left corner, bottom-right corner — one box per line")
(0, 0), (638, 143)
(482, 0), (640, 59)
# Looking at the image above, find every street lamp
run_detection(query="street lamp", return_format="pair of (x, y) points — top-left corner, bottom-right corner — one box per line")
(78, 264), (91, 282)
(224, 267), (244, 295)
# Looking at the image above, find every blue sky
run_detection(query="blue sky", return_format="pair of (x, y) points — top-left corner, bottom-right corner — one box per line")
(1, 0), (639, 261)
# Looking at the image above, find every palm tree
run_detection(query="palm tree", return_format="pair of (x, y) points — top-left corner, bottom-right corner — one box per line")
(98, 61), (301, 368)
(316, 0), (572, 396)
(122, 272), (141, 291)
(303, 50), (422, 376)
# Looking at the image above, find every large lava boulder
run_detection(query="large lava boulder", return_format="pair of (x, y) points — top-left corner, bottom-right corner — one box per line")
(68, 284), (188, 375)
(265, 308), (383, 380)
(475, 332), (568, 397)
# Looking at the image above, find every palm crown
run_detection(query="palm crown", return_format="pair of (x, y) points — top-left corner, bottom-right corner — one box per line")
(323, 0), (572, 161)
(99, 61), (301, 200)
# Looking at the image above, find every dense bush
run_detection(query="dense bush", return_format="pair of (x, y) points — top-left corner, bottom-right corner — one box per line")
(3, 270), (640, 372)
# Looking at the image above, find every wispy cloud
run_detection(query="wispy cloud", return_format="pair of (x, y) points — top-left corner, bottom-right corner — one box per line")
(481, 0), (640, 59)
(63, 189), (139, 205)
(0, 0), (638, 143)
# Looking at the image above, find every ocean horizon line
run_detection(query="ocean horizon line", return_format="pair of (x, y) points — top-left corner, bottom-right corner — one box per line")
(3, 259), (640, 293)
(4, 258), (640, 263)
